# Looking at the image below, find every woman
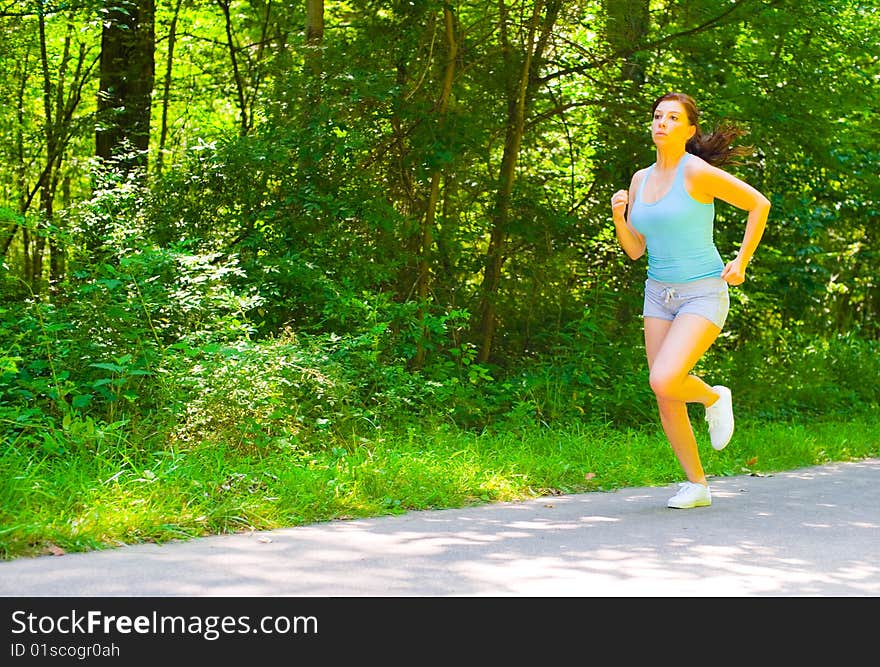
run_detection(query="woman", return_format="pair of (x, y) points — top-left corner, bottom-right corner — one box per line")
(610, 92), (771, 509)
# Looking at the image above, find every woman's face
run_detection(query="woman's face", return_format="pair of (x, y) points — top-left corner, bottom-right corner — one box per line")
(651, 100), (696, 148)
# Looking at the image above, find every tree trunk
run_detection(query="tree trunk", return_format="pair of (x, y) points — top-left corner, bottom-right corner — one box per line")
(32, 6), (56, 297)
(413, 7), (458, 369)
(156, 0), (183, 175)
(217, 0), (249, 135)
(305, 0), (324, 73)
(31, 193), (50, 298)
(2, 42), (31, 258)
(604, 0), (650, 84)
(475, 0), (561, 363)
(96, 0), (155, 170)
(300, 0), (324, 160)
(49, 175), (70, 298)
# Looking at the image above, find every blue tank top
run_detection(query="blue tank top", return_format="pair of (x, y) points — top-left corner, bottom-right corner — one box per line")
(629, 153), (723, 283)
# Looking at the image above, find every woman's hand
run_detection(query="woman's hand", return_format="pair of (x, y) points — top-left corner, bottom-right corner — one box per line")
(611, 189), (629, 220)
(721, 255), (747, 285)
(611, 179), (646, 260)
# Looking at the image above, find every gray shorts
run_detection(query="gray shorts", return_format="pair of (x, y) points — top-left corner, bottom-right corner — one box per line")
(643, 277), (730, 329)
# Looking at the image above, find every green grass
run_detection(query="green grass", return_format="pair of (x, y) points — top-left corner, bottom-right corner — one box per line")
(1, 414), (878, 560)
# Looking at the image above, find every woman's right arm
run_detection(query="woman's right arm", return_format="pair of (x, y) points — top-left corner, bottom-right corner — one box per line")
(611, 172), (646, 260)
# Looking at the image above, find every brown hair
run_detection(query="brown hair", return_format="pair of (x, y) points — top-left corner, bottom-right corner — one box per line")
(652, 92), (753, 167)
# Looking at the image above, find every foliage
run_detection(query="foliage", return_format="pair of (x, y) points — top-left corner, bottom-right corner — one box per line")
(0, 2), (878, 559)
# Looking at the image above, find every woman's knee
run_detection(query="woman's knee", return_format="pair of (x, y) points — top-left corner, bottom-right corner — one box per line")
(649, 367), (683, 398)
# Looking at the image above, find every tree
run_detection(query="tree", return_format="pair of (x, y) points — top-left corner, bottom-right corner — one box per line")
(1, 2), (97, 295)
(156, 0), (184, 175)
(475, 0), (563, 363)
(413, 5), (458, 368)
(96, 0), (155, 170)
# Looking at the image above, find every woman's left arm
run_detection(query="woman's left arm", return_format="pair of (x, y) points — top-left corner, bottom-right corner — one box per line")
(691, 162), (771, 286)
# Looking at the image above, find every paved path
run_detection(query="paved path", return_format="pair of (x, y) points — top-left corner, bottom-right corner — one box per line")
(1, 458), (878, 597)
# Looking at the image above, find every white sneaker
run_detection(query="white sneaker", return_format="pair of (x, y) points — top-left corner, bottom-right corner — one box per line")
(705, 385), (734, 451)
(667, 481), (712, 509)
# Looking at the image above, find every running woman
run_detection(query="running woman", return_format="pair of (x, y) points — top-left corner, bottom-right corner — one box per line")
(610, 92), (771, 509)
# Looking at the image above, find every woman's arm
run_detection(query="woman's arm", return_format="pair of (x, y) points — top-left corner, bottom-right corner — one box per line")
(611, 171), (647, 261)
(688, 160), (771, 285)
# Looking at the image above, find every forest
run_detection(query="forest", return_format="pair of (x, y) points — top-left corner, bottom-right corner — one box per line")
(0, 0), (878, 557)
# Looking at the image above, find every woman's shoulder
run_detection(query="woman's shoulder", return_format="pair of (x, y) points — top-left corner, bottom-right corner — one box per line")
(630, 165), (652, 187)
(683, 152), (740, 203)
(684, 152), (709, 170)
(684, 152), (726, 177)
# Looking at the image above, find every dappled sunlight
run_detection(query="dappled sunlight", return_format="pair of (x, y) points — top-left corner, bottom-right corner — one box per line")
(578, 516), (619, 524)
(503, 520), (582, 531)
(622, 493), (656, 503)
(1, 459), (878, 596)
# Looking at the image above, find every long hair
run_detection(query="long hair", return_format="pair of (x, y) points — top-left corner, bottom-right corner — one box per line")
(652, 92), (753, 168)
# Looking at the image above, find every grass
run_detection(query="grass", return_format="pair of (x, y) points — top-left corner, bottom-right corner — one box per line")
(1, 412), (878, 560)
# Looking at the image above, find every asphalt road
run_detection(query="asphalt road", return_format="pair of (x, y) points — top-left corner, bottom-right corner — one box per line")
(1, 458), (878, 597)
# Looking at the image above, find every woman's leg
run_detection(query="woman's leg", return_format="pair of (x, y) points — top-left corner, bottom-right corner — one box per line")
(644, 314), (722, 485)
